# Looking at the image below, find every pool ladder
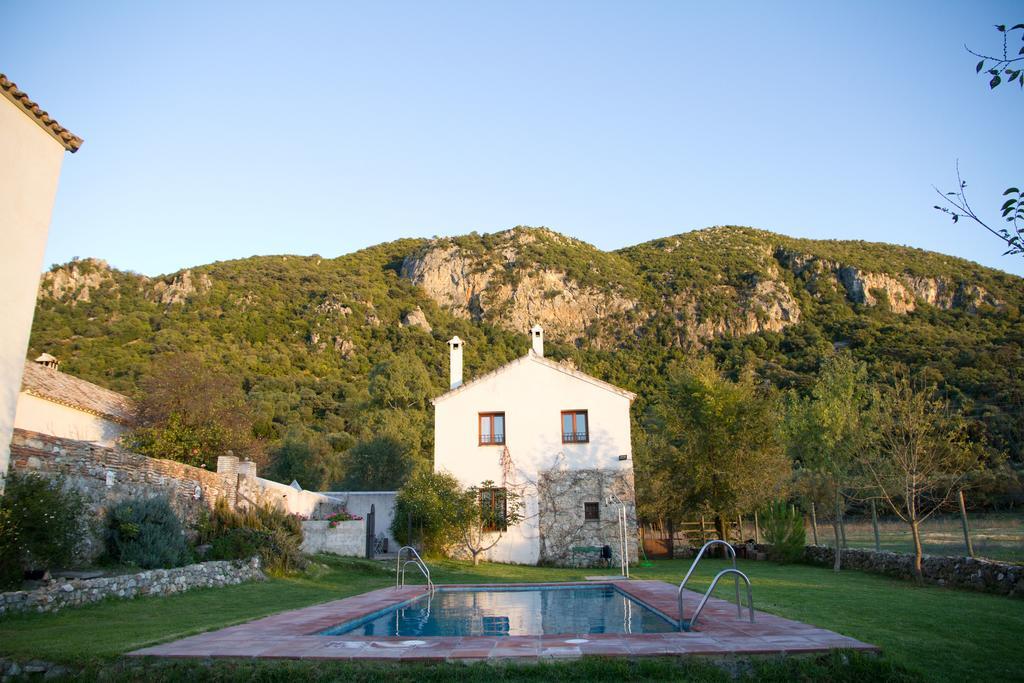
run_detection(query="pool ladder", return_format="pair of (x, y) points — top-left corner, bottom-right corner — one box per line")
(677, 540), (754, 630)
(396, 545), (435, 593)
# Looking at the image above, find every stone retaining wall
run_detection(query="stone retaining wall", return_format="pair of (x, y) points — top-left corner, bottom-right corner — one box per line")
(800, 545), (1023, 597)
(9, 429), (230, 559)
(0, 557), (264, 617)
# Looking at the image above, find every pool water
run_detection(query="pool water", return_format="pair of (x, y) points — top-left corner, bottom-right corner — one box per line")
(319, 585), (677, 637)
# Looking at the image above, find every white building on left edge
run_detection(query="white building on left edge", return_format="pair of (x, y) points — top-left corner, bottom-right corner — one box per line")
(15, 355), (135, 446)
(433, 325), (639, 567)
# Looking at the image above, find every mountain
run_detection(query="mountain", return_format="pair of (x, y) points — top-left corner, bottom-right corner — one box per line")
(28, 226), (1024, 463)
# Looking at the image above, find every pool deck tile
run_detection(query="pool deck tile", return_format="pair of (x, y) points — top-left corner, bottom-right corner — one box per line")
(128, 580), (877, 662)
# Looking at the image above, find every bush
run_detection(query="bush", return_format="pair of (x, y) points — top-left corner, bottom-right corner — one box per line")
(198, 499), (307, 575)
(105, 497), (190, 569)
(760, 500), (807, 563)
(391, 470), (468, 555)
(0, 473), (87, 589)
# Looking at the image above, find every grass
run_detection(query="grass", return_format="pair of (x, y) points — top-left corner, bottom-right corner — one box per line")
(0, 555), (1019, 682)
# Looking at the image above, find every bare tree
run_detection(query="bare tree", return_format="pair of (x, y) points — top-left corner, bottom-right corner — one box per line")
(461, 480), (524, 566)
(861, 374), (982, 581)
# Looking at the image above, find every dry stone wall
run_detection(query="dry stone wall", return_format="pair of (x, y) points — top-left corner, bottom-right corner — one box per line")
(802, 545), (1023, 597)
(0, 557), (263, 617)
(7, 429), (343, 560)
(9, 429), (229, 558)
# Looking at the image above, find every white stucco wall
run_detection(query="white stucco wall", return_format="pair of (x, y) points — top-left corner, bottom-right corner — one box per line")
(0, 96), (68, 493)
(300, 519), (366, 556)
(434, 355), (634, 564)
(14, 393), (127, 446)
(321, 491), (398, 549)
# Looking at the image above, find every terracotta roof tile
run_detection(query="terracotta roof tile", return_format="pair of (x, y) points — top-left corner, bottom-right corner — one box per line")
(0, 73), (82, 152)
(21, 361), (135, 424)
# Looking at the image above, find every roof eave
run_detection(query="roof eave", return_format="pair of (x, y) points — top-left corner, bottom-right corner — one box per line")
(0, 74), (83, 152)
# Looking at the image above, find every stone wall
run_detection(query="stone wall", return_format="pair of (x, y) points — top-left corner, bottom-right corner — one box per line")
(801, 545), (1024, 597)
(300, 520), (366, 556)
(8, 429), (343, 560)
(9, 429), (230, 557)
(537, 468), (638, 567)
(0, 557), (264, 617)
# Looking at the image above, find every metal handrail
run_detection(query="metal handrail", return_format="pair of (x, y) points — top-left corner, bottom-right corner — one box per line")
(687, 568), (754, 629)
(396, 545), (434, 592)
(677, 540), (740, 630)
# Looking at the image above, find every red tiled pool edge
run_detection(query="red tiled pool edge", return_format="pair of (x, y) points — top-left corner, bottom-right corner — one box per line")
(128, 581), (877, 662)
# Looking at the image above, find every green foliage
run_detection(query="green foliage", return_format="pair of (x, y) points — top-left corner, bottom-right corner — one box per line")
(760, 500), (807, 563)
(391, 471), (468, 555)
(264, 428), (343, 491)
(104, 497), (190, 569)
(0, 473), (87, 588)
(641, 357), (790, 529)
(25, 225), (1024, 507)
(198, 499), (307, 575)
(340, 436), (417, 490)
(123, 353), (258, 469)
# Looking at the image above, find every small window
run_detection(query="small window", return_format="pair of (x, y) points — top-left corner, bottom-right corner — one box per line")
(480, 487), (508, 531)
(561, 410), (589, 443)
(584, 502), (600, 521)
(479, 412), (505, 445)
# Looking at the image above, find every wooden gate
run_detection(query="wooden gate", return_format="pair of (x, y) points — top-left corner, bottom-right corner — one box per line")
(365, 504), (376, 559)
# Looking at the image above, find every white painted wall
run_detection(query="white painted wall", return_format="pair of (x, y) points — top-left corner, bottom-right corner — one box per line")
(321, 491), (398, 549)
(300, 519), (366, 556)
(434, 354), (634, 564)
(14, 393), (127, 446)
(0, 96), (69, 494)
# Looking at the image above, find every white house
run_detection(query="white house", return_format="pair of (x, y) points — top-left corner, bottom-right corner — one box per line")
(0, 73), (82, 493)
(15, 356), (135, 446)
(433, 325), (638, 566)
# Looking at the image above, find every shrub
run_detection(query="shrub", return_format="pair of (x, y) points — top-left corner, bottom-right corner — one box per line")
(199, 499), (307, 575)
(105, 497), (190, 569)
(760, 500), (807, 563)
(0, 473), (87, 589)
(391, 470), (468, 555)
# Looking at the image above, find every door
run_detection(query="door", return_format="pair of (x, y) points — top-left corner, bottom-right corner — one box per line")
(365, 504), (376, 559)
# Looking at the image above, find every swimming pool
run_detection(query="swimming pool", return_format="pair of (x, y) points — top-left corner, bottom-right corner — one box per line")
(319, 584), (677, 637)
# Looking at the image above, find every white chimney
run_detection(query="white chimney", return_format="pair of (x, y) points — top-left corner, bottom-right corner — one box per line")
(530, 324), (544, 357)
(448, 336), (464, 390)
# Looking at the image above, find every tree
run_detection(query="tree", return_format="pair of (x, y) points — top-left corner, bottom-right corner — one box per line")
(461, 481), (524, 566)
(782, 353), (873, 571)
(340, 436), (416, 490)
(124, 353), (259, 468)
(391, 470), (468, 555)
(861, 373), (983, 581)
(368, 353), (434, 410)
(644, 358), (789, 543)
(934, 23), (1023, 257)
(265, 428), (344, 490)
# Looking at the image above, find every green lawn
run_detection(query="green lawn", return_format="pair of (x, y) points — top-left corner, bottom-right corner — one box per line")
(0, 556), (1019, 682)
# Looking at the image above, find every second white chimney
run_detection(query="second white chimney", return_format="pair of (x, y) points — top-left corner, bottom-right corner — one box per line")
(448, 336), (464, 389)
(530, 324), (544, 357)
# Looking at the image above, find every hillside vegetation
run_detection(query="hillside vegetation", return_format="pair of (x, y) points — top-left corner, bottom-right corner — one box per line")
(28, 226), (1024, 485)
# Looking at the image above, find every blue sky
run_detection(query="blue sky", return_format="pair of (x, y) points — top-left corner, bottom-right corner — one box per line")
(3, 1), (1021, 276)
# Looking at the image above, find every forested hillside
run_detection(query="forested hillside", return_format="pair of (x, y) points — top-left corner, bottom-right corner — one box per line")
(28, 226), (1024, 485)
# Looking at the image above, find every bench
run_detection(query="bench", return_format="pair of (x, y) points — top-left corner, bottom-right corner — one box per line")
(571, 546), (610, 567)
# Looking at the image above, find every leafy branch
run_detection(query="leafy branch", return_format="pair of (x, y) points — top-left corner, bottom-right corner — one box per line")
(934, 162), (1024, 256)
(967, 23), (1024, 89)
